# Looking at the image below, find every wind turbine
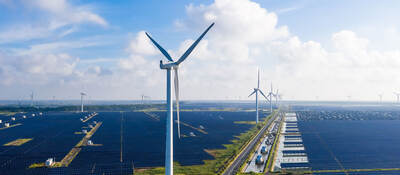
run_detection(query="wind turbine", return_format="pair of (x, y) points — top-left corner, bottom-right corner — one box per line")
(248, 69), (268, 124)
(146, 22), (214, 175)
(30, 91), (34, 106)
(266, 83), (275, 112)
(378, 94), (383, 103)
(274, 89), (279, 105)
(394, 92), (400, 103)
(80, 92), (86, 112)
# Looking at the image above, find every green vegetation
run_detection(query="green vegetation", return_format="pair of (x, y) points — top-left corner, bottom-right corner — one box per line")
(0, 111), (19, 116)
(3, 138), (33, 146)
(28, 163), (46, 168)
(234, 121), (257, 125)
(135, 112), (275, 175)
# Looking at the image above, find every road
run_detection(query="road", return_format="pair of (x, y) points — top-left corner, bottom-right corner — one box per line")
(244, 122), (278, 173)
(223, 111), (280, 175)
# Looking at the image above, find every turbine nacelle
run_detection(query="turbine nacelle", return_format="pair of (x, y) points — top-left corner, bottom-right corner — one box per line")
(160, 60), (179, 69)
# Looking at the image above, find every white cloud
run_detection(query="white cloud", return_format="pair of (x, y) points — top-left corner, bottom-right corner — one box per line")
(31, 0), (108, 27)
(156, 0), (400, 101)
(2, 0), (400, 101)
(0, 0), (107, 43)
(127, 31), (158, 56)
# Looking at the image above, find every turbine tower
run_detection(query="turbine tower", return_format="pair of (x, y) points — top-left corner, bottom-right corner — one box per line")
(394, 92), (400, 103)
(248, 69), (268, 123)
(30, 91), (34, 106)
(378, 94), (383, 103)
(267, 83), (276, 112)
(80, 92), (86, 112)
(146, 23), (214, 175)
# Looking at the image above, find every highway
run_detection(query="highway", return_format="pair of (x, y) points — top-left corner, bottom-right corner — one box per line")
(223, 110), (280, 175)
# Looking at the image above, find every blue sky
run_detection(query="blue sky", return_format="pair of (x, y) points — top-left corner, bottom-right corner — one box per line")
(1, 0), (400, 101)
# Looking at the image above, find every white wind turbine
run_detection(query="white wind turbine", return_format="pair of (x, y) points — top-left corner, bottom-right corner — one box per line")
(266, 83), (276, 112)
(394, 92), (400, 103)
(248, 69), (268, 123)
(30, 91), (34, 106)
(146, 23), (214, 175)
(80, 92), (86, 112)
(378, 93), (383, 103)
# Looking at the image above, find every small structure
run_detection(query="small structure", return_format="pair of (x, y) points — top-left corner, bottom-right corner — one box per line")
(11, 117), (16, 121)
(23, 115), (26, 119)
(39, 112), (43, 115)
(80, 118), (83, 121)
(190, 132), (196, 137)
(32, 114), (35, 117)
(4, 123), (10, 127)
(45, 158), (54, 166)
(87, 140), (93, 145)
(0, 120), (2, 124)
(88, 125), (93, 128)
(82, 129), (87, 134)
(93, 121), (97, 124)
(199, 125), (205, 129)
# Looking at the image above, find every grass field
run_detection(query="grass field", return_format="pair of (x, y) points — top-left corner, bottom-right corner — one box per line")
(3, 138), (33, 146)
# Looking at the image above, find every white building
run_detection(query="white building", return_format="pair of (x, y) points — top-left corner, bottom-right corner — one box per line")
(4, 123), (10, 127)
(0, 120), (2, 123)
(11, 117), (15, 121)
(45, 158), (54, 166)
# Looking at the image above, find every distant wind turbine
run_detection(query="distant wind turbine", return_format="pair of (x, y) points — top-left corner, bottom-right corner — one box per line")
(394, 92), (400, 103)
(378, 94), (383, 103)
(146, 22), (214, 175)
(80, 92), (86, 112)
(141, 94), (150, 104)
(266, 83), (276, 112)
(248, 69), (268, 124)
(30, 91), (34, 106)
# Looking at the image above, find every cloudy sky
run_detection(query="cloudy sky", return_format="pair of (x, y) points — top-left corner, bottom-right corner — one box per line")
(1, 0), (400, 101)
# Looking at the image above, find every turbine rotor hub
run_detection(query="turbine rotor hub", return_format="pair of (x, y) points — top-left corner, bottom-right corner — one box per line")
(160, 60), (178, 70)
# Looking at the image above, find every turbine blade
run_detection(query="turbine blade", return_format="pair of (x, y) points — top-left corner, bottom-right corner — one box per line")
(174, 68), (181, 139)
(258, 90), (268, 100)
(248, 90), (257, 97)
(145, 32), (174, 62)
(266, 93), (271, 102)
(176, 23), (215, 65)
